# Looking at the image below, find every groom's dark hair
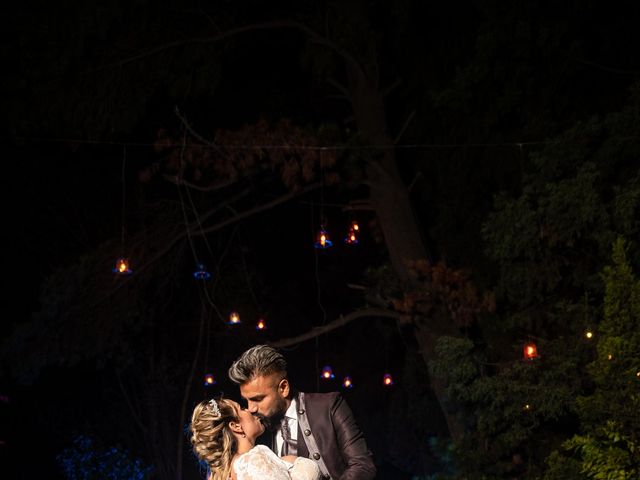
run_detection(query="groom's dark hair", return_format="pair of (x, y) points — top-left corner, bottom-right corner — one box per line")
(228, 344), (288, 384)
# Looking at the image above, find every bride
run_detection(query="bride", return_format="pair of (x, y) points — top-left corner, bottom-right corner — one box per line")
(190, 397), (321, 480)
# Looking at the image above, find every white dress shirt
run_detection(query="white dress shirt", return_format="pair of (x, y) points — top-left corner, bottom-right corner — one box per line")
(275, 399), (298, 456)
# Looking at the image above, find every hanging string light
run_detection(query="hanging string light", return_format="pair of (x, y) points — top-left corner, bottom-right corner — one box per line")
(256, 318), (266, 331)
(203, 374), (216, 386)
(314, 228), (333, 249)
(228, 311), (241, 325)
(321, 365), (335, 380)
(342, 376), (354, 389)
(193, 263), (211, 280)
(113, 146), (133, 275)
(383, 373), (394, 386)
(585, 330), (594, 339)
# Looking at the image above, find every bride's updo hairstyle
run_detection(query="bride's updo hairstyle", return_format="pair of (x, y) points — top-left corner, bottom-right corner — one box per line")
(190, 397), (239, 480)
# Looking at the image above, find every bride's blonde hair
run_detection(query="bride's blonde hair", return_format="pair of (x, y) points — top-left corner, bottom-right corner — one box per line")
(190, 397), (239, 480)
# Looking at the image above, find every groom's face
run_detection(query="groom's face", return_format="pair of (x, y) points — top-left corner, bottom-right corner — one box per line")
(240, 372), (290, 428)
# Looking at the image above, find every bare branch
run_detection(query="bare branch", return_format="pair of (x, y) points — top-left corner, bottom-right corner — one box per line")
(197, 182), (320, 236)
(174, 106), (227, 159)
(163, 174), (238, 192)
(90, 20), (365, 78)
(382, 77), (402, 97)
(327, 78), (351, 100)
(394, 109), (416, 145)
(74, 183), (321, 314)
(270, 307), (407, 347)
(408, 171), (423, 193)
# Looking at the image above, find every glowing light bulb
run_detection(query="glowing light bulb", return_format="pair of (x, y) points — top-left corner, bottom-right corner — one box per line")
(585, 331), (593, 339)
(256, 319), (266, 330)
(112, 258), (132, 275)
(321, 366), (335, 380)
(523, 342), (539, 360)
(204, 374), (216, 386)
(228, 311), (241, 325)
(314, 229), (333, 249)
(523, 404), (531, 411)
(342, 376), (353, 389)
(383, 373), (394, 386)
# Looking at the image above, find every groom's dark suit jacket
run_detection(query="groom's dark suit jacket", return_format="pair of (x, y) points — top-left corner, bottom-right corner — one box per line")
(259, 391), (376, 480)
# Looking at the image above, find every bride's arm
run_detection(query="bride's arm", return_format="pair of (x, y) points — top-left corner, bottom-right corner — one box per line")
(235, 447), (291, 480)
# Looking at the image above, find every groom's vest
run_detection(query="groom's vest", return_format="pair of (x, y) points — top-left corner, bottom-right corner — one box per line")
(260, 391), (376, 480)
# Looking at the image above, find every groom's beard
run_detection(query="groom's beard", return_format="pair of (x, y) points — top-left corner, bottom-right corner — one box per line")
(258, 395), (288, 432)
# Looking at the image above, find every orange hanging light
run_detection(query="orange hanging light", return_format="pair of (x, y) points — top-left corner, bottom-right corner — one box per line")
(204, 373), (216, 386)
(320, 365), (335, 380)
(112, 257), (133, 275)
(256, 318), (266, 331)
(523, 342), (539, 360)
(228, 311), (241, 325)
(383, 373), (394, 386)
(314, 228), (333, 249)
(342, 376), (354, 389)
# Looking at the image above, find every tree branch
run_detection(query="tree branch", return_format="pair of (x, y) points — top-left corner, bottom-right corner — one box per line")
(74, 183), (321, 314)
(91, 20), (365, 78)
(270, 307), (407, 347)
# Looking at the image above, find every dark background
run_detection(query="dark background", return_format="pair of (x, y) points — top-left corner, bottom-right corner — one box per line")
(1, 1), (638, 479)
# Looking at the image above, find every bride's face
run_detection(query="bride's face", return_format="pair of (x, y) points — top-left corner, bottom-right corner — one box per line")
(231, 400), (265, 441)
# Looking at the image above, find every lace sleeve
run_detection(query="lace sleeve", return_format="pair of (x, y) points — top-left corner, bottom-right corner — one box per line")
(234, 445), (291, 480)
(289, 457), (321, 480)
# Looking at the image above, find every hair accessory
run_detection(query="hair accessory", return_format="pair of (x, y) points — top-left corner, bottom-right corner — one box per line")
(208, 398), (221, 417)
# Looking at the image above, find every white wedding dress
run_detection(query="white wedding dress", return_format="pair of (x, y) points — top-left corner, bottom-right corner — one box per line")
(234, 445), (321, 480)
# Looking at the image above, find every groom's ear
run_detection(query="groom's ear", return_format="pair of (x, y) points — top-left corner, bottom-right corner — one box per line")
(278, 378), (290, 398)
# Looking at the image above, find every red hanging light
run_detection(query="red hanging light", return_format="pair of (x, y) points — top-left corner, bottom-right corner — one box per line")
(523, 342), (539, 360)
(112, 258), (133, 275)
(344, 223), (359, 245)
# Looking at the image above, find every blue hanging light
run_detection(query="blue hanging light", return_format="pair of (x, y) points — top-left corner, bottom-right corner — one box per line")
(193, 263), (211, 280)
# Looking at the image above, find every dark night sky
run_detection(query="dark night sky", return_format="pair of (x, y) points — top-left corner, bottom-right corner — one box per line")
(2, 1), (639, 479)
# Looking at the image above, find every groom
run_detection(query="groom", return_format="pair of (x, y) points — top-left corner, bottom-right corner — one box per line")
(228, 344), (376, 480)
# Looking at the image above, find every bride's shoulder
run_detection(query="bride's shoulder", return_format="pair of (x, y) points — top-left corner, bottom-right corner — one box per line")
(250, 445), (276, 456)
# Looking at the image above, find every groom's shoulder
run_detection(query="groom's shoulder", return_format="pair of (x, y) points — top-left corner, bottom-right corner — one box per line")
(301, 391), (342, 408)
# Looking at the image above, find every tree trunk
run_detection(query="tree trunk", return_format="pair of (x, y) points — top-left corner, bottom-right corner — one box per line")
(346, 52), (465, 443)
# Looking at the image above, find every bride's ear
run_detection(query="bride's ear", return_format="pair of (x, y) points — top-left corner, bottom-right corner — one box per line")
(229, 421), (242, 434)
